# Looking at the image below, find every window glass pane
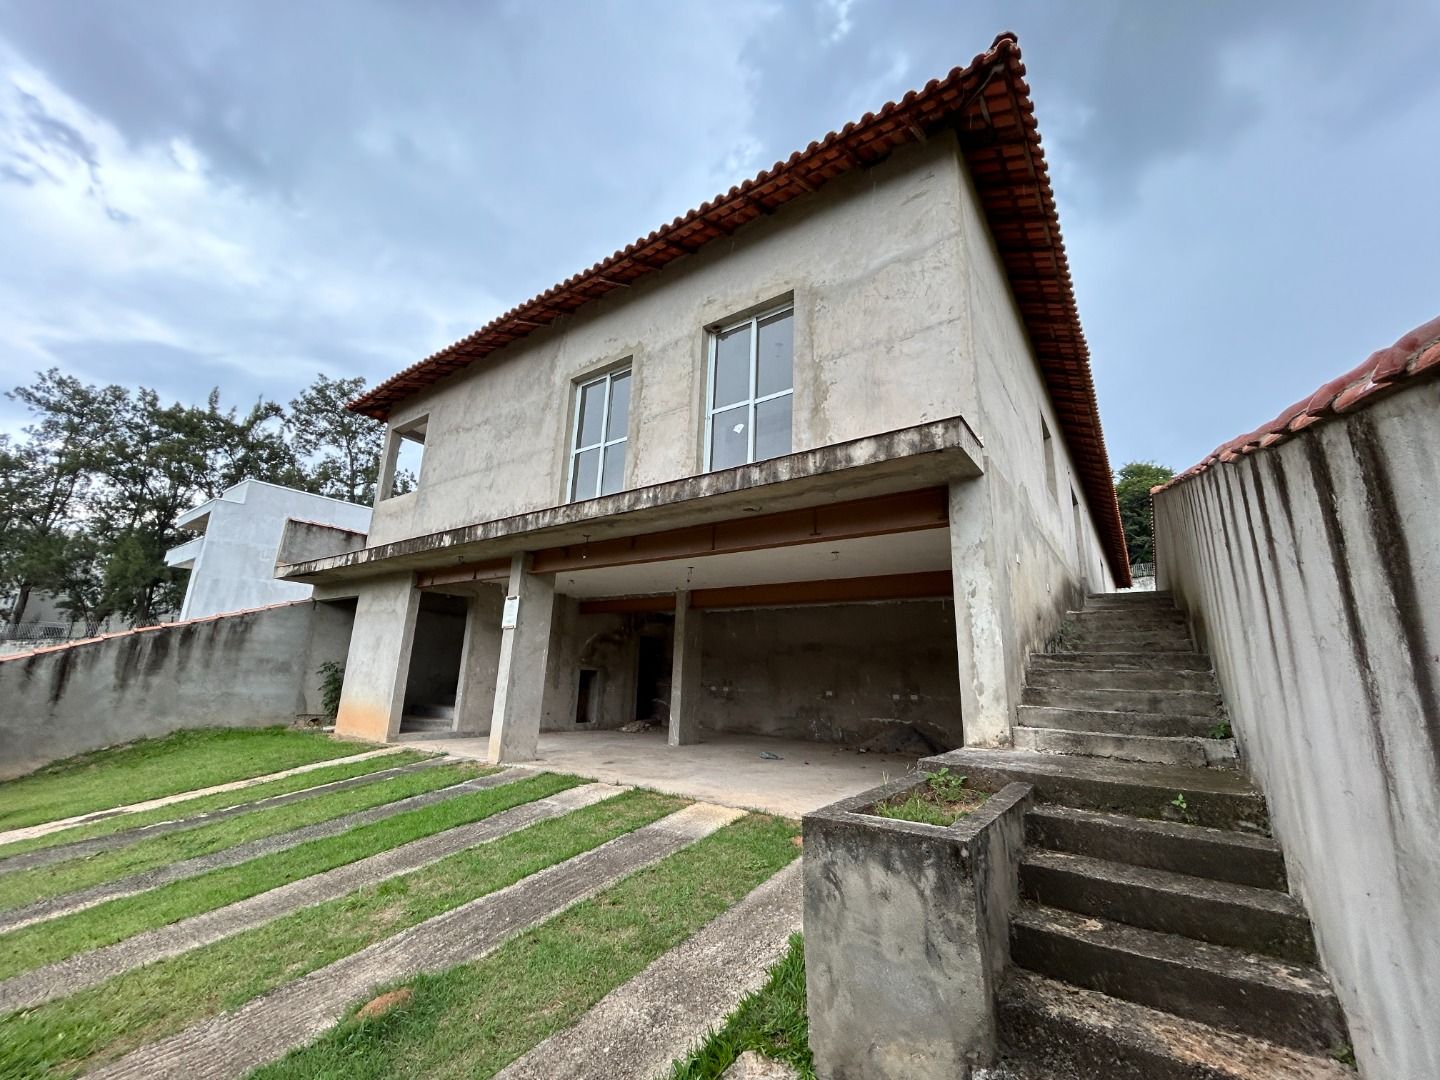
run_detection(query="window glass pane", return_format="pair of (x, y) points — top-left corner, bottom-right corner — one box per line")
(570, 446), (600, 500)
(712, 323), (752, 409)
(756, 310), (793, 398)
(606, 371), (631, 440)
(754, 394), (792, 461)
(576, 380), (606, 448)
(600, 440), (627, 495)
(709, 405), (749, 470)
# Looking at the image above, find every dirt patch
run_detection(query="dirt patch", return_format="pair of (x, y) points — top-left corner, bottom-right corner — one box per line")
(357, 987), (412, 1021)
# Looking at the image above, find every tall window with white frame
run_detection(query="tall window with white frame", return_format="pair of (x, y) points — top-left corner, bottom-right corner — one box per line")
(568, 366), (631, 501)
(706, 304), (793, 470)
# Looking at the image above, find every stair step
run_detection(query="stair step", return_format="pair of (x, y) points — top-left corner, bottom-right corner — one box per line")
(1072, 608), (1189, 629)
(1070, 628), (1195, 647)
(1010, 903), (1347, 1053)
(998, 971), (1355, 1080)
(1060, 637), (1197, 654)
(1013, 727), (1234, 769)
(922, 749), (1268, 833)
(1020, 849), (1314, 963)
(1085, 591), (1174, 606)
(400, 715), (454, 732)
(1023, 686), (1223, 717)
(1018, 705), (1219, 739)
(1036, 649), (1212, 671)
(1026, 804), (1288, 891)
(407, 703), (456, 720)
(1027, 664), (1218, 693)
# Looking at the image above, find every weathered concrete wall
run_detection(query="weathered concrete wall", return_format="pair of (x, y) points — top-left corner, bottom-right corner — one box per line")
(334, 573), (419, 743)
(0, 600), (352, 779)
(951, 155), (1114, 731)
(698, 600), (961, 748)
(804, 777), (1032, 1079)
(365, 134), (975, 547)
(1154, 380), (1440, 1080)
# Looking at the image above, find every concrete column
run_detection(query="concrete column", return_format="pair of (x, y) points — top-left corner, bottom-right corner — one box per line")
(488, 554), (556, 763)
(948, 477), (1012, 747)
(668, 591), (703, 746)
(334, 573), (420, 743)
(454, 587), (504, 736)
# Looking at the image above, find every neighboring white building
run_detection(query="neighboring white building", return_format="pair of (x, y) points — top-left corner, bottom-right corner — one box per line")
(166, 480), (372, 620)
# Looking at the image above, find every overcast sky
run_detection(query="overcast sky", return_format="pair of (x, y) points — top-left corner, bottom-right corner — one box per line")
(1, 1), (1436, 472)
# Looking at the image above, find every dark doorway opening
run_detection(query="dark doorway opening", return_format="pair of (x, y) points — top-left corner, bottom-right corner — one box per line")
(576, 669), (598, 724)
(634, 622), (674, 723)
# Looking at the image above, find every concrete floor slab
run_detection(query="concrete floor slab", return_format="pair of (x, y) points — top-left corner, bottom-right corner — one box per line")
(396, 731), (922, 818)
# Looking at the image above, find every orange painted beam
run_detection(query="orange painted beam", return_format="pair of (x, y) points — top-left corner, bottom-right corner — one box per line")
(576, 570), (953, 615)
(532, 487), (947, 576)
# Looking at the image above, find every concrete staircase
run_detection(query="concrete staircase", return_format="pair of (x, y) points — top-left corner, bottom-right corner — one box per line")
(926, 593), (1354, 1078)
(1016, 591), (1237, 769)
(400, 698), (456, 734)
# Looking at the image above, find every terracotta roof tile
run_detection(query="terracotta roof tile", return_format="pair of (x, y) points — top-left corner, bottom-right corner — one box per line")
(1152, 315), (1440, 496)
(346, 33), (1131, 584)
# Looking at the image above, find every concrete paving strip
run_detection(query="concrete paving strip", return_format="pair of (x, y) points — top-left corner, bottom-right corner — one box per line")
(0, 746), (408, 847)
(0, 768), (538, 935)
(0, 782), (627, 1014)
(495, 859), (802, 1080)
(0, 757), (453, 875)
(89, 802), (746, 1080)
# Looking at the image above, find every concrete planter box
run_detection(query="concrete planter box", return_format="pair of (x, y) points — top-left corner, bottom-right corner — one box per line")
(803, 772), (1033, 1080)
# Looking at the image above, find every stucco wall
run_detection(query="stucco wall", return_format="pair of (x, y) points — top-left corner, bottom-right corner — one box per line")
(174, 481), (372, 620)
(1153, 380), (1440, 1080)
(365, 133), (974, 547)
(0, 600), (354, 780)
(951, 153), (1114, 716)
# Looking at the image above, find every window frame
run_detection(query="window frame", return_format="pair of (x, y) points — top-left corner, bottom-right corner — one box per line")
(703, 302), (794, 471)
(566, 365), (631, 502)
(379, 416), (428, 501)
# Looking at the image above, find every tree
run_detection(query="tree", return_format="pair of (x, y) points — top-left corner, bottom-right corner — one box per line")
(1114, 461), (1175, 568)
(288, 375), (386, 503)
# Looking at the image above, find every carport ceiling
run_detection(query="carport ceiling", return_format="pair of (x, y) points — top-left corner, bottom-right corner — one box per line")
(554, 529), (949, 599)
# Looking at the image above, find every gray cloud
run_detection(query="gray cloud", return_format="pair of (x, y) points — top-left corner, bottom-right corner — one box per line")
(0, 0), (1437, 475)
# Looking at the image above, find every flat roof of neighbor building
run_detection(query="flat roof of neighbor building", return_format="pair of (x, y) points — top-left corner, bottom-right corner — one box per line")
(1153, 315), (1440, 495)
(347, 33), (1130, 584)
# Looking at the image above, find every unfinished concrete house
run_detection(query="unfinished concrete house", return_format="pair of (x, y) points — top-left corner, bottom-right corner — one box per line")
(277, 33), (1130, 769)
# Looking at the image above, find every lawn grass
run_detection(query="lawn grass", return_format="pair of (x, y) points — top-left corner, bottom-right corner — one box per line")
(669, 935), (814, 1079)
(0, 750), (433, 862)
(0, 771), (583, 982)
(252, 812), (801, 1080)
(0, 729), (369, 832)
(0, 762), (486, 913)
(0, 789), (685, 1080)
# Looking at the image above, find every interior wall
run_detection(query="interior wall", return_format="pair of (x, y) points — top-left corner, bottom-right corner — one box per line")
(695, 599), (961, 749)
(1154, 380), (1440, 1080)
(402, 594), (467, 709)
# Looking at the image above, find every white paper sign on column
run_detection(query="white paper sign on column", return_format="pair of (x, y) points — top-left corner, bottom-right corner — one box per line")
(501, 595), (520, 630)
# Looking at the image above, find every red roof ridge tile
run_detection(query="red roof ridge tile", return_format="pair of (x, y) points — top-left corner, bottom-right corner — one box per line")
(345, 32), (1131, 585)
(1152, 315), (1440, 497)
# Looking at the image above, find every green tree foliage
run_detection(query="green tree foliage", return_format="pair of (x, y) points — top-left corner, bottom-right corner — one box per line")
(1114, 461), (1176, 567)
(2, 371), (386, 628)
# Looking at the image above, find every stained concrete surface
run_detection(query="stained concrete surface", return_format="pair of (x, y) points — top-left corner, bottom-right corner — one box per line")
(89, 803), (744, 1080)
(394, 730), (923, 818)
(496, 860), (801, 1080)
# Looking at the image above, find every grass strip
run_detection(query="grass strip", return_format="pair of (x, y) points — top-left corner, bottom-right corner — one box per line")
(0, 762), (487, 912)
(0, 751), (433, 862)
(0, 789), (685, 1080)
(668, 935), (814, 1079)
(0, 729), (367, 832)
(0, 772), (581, 982)
(252, 812), (801, 1080)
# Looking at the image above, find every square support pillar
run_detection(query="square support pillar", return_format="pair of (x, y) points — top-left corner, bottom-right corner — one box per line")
(668, 591), (703, 747)
(488, 554), (556, 763)
(454, 586), (504, 736)
(948, 477), (1013, 747)
(334, 573), (421, 743)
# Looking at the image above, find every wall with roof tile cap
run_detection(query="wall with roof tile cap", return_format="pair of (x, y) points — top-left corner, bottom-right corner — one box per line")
(0, 599), (355, 779)
(1152, 321), (1440, 1079)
